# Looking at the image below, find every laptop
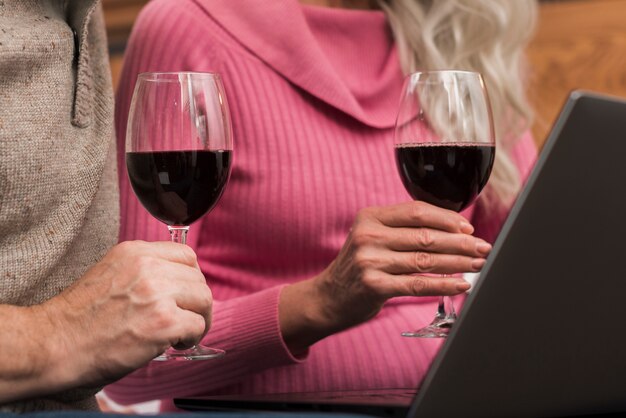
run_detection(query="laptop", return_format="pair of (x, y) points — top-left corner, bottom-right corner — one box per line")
(175, 91), (626, 417)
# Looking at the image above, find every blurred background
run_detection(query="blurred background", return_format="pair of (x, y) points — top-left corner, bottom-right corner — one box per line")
(102, 0), (626, 149)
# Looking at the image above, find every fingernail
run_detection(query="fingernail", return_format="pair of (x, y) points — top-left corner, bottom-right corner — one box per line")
(460, 222), (474, 234)
(456, 281), (471, 292)
(476, 242), (492, 255)
(471, 258), (486, 271)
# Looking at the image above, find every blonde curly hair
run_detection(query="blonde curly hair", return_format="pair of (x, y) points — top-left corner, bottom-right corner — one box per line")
(379, 0), (538, 207)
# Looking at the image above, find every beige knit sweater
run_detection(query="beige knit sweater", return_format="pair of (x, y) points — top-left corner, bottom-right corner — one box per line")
(0, 0), (118, 411)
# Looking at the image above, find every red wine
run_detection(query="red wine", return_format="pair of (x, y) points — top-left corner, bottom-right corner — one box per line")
(395, 143), (495, 212)
(126, 150), (232, 225)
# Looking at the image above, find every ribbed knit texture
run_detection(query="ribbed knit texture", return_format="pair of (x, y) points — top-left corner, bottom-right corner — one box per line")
(0, 0), (118, 412)
(105, 0), (536, 408)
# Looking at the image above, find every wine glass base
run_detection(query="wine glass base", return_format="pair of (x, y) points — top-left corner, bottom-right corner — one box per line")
(402, 317), (455, 338)
(153, 345), (225, 361)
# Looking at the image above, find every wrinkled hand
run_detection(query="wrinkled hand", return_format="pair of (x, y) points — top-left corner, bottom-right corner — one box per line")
(39, 240), (212, 387)
(281, 201), (491, 351)
(315, 201), (491, 328)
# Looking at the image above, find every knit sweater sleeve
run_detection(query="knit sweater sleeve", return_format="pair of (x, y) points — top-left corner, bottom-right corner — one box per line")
(107, 0), (305, 404)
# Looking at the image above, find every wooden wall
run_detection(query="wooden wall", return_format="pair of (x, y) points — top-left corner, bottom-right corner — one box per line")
(527, 0), (626, 145)
(102, 0), (147, 89)
(103, 0), (626, 148)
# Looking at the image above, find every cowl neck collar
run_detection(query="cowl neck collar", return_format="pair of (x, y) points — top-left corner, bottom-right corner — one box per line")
(193, 0), (403, 129)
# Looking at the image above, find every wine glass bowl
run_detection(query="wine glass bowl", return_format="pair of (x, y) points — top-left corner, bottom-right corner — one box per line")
(394, 142), (495, 213)
(125, 148), (232, 227)
(394, 70), (495, 338)
(126, 72), (232, 360)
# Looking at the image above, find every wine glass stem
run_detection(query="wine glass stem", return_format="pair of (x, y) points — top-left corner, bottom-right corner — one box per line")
(168, 226), (189, 245)
(436, 274), (457, 321)
(437, 295), (457, 321)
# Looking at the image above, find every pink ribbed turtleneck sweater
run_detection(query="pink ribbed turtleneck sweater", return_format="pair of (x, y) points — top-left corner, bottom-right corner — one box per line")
(105, 0), (536, 408)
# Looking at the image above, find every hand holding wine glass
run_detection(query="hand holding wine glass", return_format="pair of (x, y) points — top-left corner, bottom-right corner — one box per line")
(282, 197), (491, 352)
(394, 70), (496, 338)
(125, 72), (232, 360)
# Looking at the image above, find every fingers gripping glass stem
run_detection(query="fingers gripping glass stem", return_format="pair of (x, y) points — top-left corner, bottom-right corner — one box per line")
(394, 70), (495, 339)
(126, 72), (231, 360)
(152, 230), (225, 361)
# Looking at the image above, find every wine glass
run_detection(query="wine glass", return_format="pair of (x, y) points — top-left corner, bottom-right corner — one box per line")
(394, 70), (495, 338)
(126, 72), (232, 360)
